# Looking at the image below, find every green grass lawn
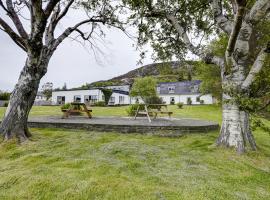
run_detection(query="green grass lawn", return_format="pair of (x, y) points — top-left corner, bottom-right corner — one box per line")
(0, 104), (222, 123)
(0, 105), (269, 199)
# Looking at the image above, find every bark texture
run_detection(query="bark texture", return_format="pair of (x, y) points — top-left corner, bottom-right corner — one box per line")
(0, 52), (49, 142)
(0, 0), (115, 142)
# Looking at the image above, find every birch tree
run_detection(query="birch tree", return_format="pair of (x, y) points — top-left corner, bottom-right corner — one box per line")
(0, 0), (125, 142)
(126, 0), (270, 152)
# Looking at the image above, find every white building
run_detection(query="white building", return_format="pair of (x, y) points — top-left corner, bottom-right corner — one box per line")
(51, 81), (214, 106)
(51, 86), (131, 105)
(157, 80), (214, 104)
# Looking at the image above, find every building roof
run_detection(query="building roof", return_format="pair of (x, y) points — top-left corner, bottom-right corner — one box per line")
(157, 80), (201, 95)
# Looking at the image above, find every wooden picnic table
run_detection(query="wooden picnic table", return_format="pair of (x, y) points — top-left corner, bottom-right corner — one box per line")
(134, 104), (173, 122)
(62, 102), (92, 119)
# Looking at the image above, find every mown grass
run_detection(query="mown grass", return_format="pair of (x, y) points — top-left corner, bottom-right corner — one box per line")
(0, 128), (269, 200)
(0, 104), (222, 122)
(0, 105), (269, 199)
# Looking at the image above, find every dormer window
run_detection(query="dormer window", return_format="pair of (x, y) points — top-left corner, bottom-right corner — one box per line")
(168, 86), (175, 93)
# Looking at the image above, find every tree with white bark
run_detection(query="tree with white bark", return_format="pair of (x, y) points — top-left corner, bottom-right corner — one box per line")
(125, 0), (270, 152)
(0, 0), (126, 142)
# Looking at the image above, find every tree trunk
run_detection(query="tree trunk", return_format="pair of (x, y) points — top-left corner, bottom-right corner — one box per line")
(0, 55), (48, 142)
(217, 96), (257, 153)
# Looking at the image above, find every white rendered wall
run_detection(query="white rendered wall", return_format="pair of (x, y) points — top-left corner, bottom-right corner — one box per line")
(52, 89), (102, 104)
(159, 94), (213, 105)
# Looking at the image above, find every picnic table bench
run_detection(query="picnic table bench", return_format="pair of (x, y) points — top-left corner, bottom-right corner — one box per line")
(134, 104), (173, 122)
(62, 102), (92, 119)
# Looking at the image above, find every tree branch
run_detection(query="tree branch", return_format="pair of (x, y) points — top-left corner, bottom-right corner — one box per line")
(165, 14), (224, 68)
(225, 0), (246, 66)
(44, 0), (61, 18)
(45, 0), (75, 45)
(0, 16), (27, 51)
(50, 17), (106, 52)
(242, 43), (270, 90)
(248, 0), (270, 24)
(6, 0), (28, 39)
(211, 0), (233, 35)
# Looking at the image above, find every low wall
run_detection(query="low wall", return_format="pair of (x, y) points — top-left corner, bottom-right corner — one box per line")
(27, 121), (219, 136)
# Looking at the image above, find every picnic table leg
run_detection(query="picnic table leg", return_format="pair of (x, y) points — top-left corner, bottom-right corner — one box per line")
(145, 105), (151, 123)
(83, 105), (92, 118)
(134, 106), (140, 120)
(62, 110), (69, 119)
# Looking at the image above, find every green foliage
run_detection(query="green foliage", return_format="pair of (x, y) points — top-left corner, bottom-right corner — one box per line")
(207, 34), (228, 57)
(130, 77), (157, 102)
(94, 101), (106, 107)
(157, 63), (174, 75)
(197, 62), (222, 102)
(176, 102), (184, 109)
(144, 96), (163, 105)
(101, 89), (113, 105)
(42, 89), (52, 101)
(61, 103), (71, 110)
(91, 81), (122, 87)
(125, 0), (214, 61)
(3, 102), (9, 107)
(0, 92), (10, 101)
(126, 104), (144, 116)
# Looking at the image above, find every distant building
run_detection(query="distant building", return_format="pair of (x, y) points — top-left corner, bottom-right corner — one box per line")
(51, 85), (131, 105)
(157, 80), (214, 104)
(34, 92), (51, 106)
(51, 81), (214, 106)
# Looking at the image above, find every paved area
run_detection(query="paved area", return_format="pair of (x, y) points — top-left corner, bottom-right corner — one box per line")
(29, 116), (218, 127)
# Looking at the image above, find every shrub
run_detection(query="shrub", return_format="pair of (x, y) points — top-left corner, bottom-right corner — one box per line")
(0, 92), (10, 101)
(3, 102), (9, 107)
(200, 100), (205, 104)
(94, 101), (106, 107)
(145, 96), (163, 105)
(126, 104), (144, 116)
(61, 103), (71, 110)
(176, 102), (184, 109)
(170, 101), (175, 105)
(187, 97), (192, 105)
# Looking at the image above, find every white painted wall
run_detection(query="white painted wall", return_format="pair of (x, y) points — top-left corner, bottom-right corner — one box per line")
(52, 89), (131, 105)
(109, 93), (131, 105)
(52, 89), (214, 105)
(159, 94), (213, 105)
(52, 89), (102, 105)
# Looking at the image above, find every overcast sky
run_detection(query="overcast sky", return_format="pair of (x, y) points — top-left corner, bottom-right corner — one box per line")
(0, 27), (154, 92)
(0, 5), (200, 92)
(0, 7), (155, 92)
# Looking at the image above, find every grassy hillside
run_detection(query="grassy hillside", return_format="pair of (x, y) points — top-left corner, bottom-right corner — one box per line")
(0, 105), (270, 199)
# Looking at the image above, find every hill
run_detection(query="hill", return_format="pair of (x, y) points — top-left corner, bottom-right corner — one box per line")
(87, 60), (197, 88)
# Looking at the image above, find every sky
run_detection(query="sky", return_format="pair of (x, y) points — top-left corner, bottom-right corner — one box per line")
(0, 7), (154, 92)
(0, 26), (154, 92)
(0, 5), (199, 92)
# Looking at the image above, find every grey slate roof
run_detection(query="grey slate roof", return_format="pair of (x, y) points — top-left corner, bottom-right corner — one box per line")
(157, 80), (201, 95)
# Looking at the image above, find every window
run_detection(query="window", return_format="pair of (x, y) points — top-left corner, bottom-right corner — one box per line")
(168, 86), (175, 93)
(196, 96), (200, 102)
(57, 96), (65, 105)
(84, 95), (90, 103)
(170, 97), (175, 105)
(109, 97), (115, 105)
(74, 95), (81, 102)
(119, 96), (125, 104)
